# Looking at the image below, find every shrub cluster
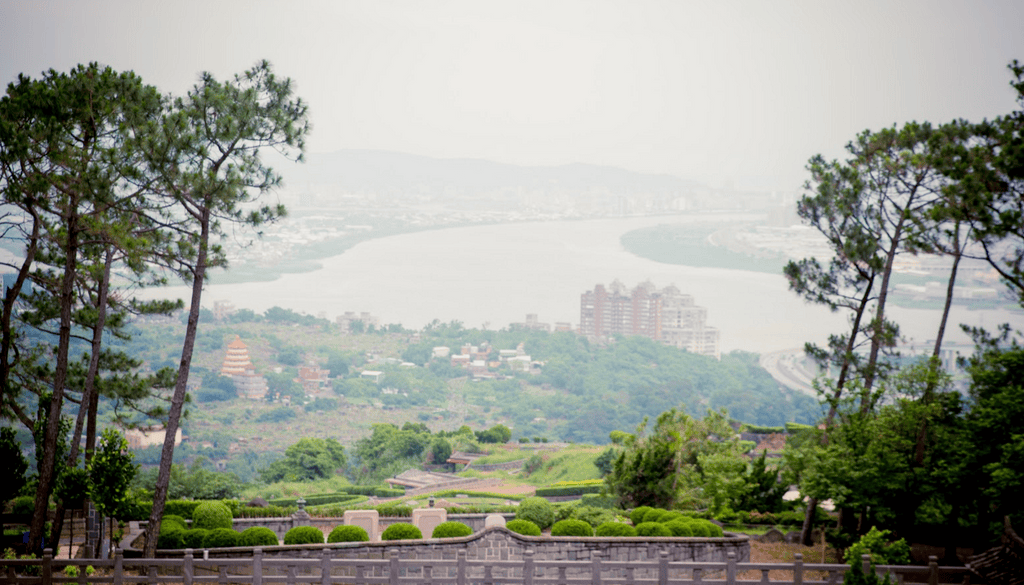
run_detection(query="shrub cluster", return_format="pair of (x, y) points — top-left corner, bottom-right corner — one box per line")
(516, 497), (555, 530)
(381, 523), (422, 541)
(284, 526), (324, 545)
(192, 501), (233, 531)
(182, 529), (209, 549)
(635, 522), (672, 537)
(204, 528), (241, 548)
(432, 521), (473, 539)
(506, 519), (541, 536)
(551, 519), (593, 537)
(239, 527), (279, 547)
(328, 525), (370, 543)
(595, 522), (636, 537)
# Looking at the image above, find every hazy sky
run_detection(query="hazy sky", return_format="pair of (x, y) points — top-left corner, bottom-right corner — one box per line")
(3, 1), (1022, 191)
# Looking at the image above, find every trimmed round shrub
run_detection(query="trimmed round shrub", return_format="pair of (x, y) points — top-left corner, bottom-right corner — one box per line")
(657, 511), (683, 524)
(161, 515), (188, 531)
(688, 520), (712, 537)
(328, 525), (370, 543)
(157, 527), (185, 550)
(705, 521), (724, 537)
(239, 527), (279, 547)
(629, 506), (653, 526)
(182, 529), (209, 549)
(284, 526), (325, 545)
(595, 522), (637, 537)
(516, 497), (555, 530)
(663, 520), (695, 537)
(192, 501), (233, 531)
(432, 521), (473, 539)
(635, 522), (673, 537)
(506, 519), (541, 536)
(381, 523), (422, 541)
(551, 519), (593, 537)
(203, 528), (241, 548)
(570, 506), (617, 528)
(641, 508), (669, 524)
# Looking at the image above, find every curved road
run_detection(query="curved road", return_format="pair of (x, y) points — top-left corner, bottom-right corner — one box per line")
(759, 348), (820, 397)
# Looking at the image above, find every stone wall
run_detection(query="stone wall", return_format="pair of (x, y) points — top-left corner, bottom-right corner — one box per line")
(229, 513), (516, 541)
(164, 525), (750, 569)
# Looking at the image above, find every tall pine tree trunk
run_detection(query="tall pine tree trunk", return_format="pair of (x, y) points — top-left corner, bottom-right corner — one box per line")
(143, 207), (210, 558)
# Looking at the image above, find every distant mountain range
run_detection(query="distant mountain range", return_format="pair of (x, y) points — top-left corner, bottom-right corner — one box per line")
(284, 149), (701, 196)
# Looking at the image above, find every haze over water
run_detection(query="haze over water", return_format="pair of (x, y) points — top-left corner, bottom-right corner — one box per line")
(143, 214), (1024, 355)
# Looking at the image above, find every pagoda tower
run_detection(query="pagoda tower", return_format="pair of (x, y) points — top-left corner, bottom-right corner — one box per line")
(220, 335), (268, 399)
(221, 335), (254, 375)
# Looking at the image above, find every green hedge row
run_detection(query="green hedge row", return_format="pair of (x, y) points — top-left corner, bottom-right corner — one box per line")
(428, 490), (528, 501)
(268, 493), (365, 508)
(535, 485), (604, 497)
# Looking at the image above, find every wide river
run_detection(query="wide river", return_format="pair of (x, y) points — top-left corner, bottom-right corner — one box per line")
(140, 214), (1024, 354)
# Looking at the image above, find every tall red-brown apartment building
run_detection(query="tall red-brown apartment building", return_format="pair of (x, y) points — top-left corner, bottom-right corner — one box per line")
(579, 280), (720, 359)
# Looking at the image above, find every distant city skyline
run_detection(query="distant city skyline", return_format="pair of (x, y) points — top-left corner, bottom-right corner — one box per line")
(3, 1), (1023, 191)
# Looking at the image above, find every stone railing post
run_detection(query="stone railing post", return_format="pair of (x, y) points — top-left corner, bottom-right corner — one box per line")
(861, 554), (872, 579)
(726, 551), (736, 585)
(112, 548), (123, 585)
(321, 548), (331, 585)
(927, 556), (939, 585)
(793, 553), (803, 585)
(658, 550), (669, 585)
(389, 549), (400, 585)
(183, 548), (193, 585)
(457, 549), (467, 585)
(522, 549), (534, 585)
(253, 548), (263, 585)
(591, 551), (602, 585)
(41, 549), (52, 585)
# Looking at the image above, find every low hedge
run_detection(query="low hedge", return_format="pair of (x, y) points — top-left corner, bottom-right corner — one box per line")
(284, 526), (324, 545)
(629, 506), (653, 526)
(635, 522), (673, 537)
(156, 527), (185, 550)
(431, 521), (473, 539)
(551, 519), (593, 537)
(429, 490), (527, 501)
(203, 528), (241, 548)
(381, 523), (422, 541)
(664, 520), (694, 536)
(181, 529), (209, 549)
(506, 519), (541, 536)
(268, 493), (364, 508)
(239, 527), (279, 547)
(328, 525), (369, 543)
(516, 497), (555, 530)
(534, 485), (604, 498)
(164, 500), (203, 519)
(595, 522), (637, 537)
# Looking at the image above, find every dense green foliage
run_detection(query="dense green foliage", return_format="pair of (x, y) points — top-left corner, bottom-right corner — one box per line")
(381, 523), (422, 540)
(663, 520), (694, 537)
(203, 528), (241, 548)
(259, 438), (346, 483)
(192, 501), (233, 531)
(505, 519), (541, 536)
(595, 522), (637, 537)
(327, 525), (369, 543)
(239, 527), (279, 547)
(635, 522), (672, 537)
(157, 527), (185, 550)
(515, 497), (556, 530)
(551, 519), (593, 537)
(283, 526), (324, 545)
(607, 408), (743, 510)
(431, 521), (473, 538)
(181, 529), (209, 549)
(87, 430), (138, 521)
